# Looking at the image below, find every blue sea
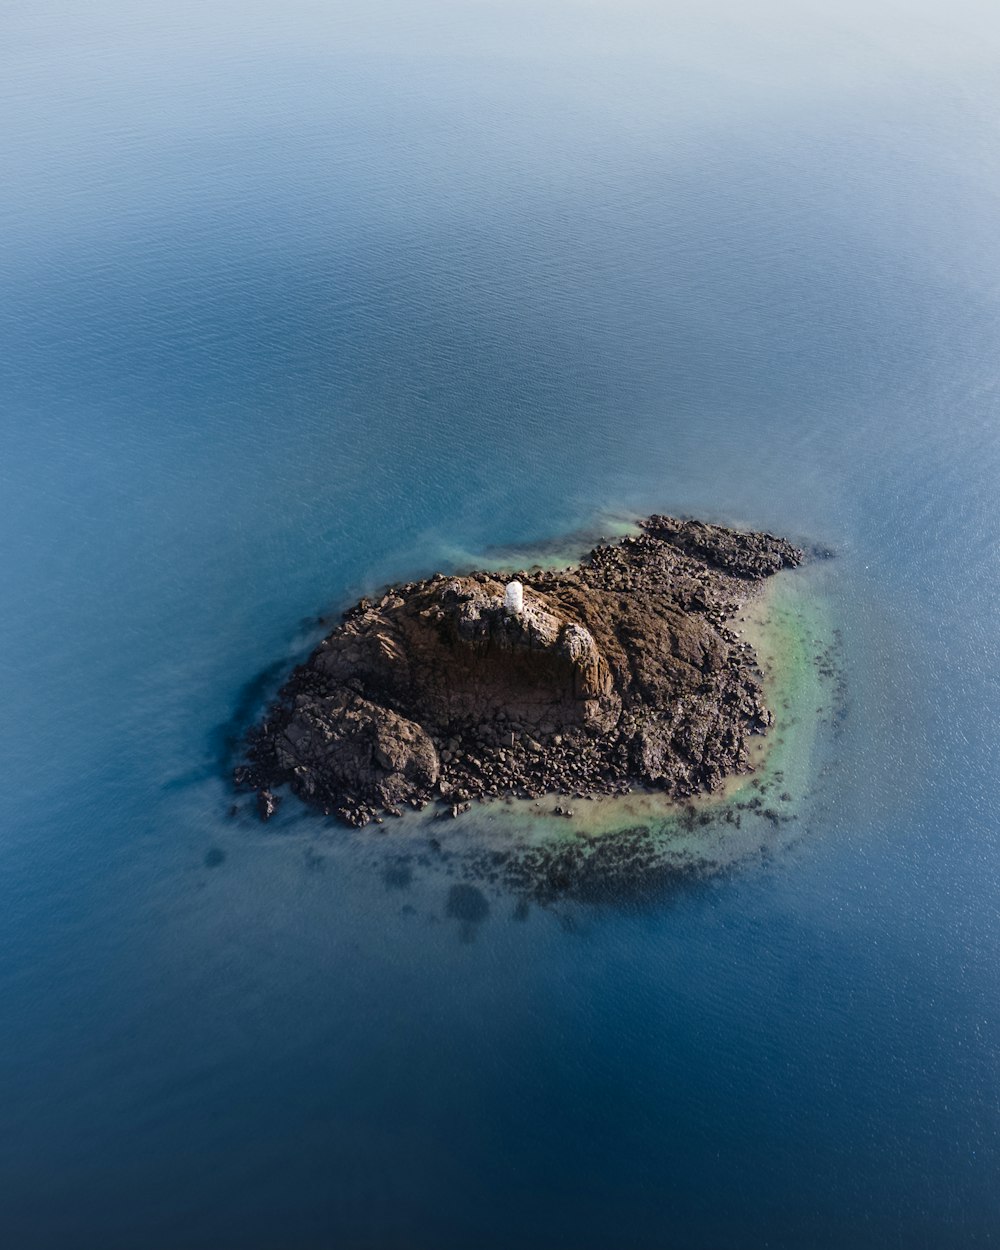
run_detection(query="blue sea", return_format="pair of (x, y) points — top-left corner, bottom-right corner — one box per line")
(2, 2), (1000, 1246)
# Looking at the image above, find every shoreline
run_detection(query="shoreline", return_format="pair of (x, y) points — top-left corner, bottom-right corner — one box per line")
(237, 516), (810, 840)
(380, 565), (830, 850)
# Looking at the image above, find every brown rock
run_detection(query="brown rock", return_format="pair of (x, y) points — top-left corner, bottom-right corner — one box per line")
(237, 516), (803, 824)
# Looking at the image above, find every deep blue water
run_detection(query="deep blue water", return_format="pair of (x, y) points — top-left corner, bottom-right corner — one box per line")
(2, 2), (1000, 1246)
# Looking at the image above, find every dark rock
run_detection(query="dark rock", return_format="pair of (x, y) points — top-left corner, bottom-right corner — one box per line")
(237, 516), (803, 825)
(257, 789), (279, 821)
(445, 883), (490, 924)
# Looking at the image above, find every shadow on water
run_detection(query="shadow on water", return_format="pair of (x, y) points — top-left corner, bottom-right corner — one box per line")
(166, 658), (305, 795)
(211, 657), (293, 773)
(167, 652), (311, 795)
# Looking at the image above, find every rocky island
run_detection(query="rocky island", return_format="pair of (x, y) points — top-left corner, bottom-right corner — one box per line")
(235, 517), (803, 826)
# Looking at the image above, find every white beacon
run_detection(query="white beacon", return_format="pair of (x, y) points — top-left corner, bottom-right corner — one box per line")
(503, 580), (524, 615)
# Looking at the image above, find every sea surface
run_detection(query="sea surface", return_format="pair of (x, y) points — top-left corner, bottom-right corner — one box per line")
(2, 2), (1000, 1247)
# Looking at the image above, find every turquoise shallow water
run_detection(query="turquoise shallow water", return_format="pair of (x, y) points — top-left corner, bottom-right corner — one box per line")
(2, 2), (1000, 1246)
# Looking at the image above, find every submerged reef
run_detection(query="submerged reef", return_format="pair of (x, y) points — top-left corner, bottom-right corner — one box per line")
(235, 517), (802, 826)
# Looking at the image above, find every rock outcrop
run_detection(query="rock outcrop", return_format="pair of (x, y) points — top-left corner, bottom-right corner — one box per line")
(235, 516), (802, 825)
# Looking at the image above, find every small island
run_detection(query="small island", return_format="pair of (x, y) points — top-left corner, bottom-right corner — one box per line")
(235, 516), (803, 826)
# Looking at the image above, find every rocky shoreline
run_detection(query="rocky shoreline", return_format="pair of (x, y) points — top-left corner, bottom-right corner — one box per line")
(235, 517), (803, 827)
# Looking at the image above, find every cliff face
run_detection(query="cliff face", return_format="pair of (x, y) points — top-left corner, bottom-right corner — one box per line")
(236, 516), (802, 826)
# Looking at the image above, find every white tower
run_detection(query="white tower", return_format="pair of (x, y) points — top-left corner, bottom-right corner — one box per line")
(504, 580), (524, 615)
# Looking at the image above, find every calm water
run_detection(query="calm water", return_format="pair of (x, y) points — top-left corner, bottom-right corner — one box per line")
(2, 2), (1000, 1246)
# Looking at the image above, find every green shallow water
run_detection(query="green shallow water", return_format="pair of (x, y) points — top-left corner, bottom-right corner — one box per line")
(337, 544), (841, 892)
